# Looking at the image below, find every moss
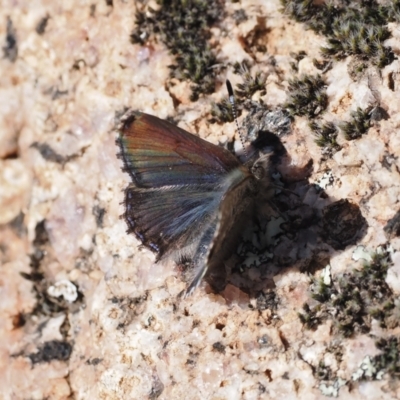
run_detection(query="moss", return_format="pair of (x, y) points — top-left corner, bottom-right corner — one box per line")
(211, 97), (234, 123)
(299, 246), (396, 337)
(298, 303), (321, 330)
(372, 336), (400, 378)
(280, 0), (397, 68)
(284, 74), (327, 118)
(340, 107), (371, 140)
(289, 50), (307, 72)
(210, 62), (266, 124)
(233, 61), (267, 99)
(312, 58), (332, 72)
(309, 120), (341, 156)
(130, 0), (225, 101)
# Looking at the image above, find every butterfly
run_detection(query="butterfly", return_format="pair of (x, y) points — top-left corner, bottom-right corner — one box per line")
(116, 85), (273, 296)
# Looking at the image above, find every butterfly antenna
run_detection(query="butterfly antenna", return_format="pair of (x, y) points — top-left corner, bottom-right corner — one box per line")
(226, 80), (247, 157)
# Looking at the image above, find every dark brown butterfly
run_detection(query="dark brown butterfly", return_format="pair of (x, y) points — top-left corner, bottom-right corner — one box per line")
(116, 93), (272, 295)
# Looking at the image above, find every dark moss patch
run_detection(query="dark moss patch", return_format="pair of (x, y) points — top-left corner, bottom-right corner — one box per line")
(298, 302), (322, 330)
(284, 74), (327, 118)
(340, 107), (371, 140)
(211, 97), (234, 123)
(309, 120), (341, 157)
(299, 245), (397, 338)
(130, 0), (225, 101)
(321, 199), (366, 250)
(233, 61), (267, 99)
(3, 16), (18, 62)
(371, 336), (400, 379)
(280, 0), (397, 68)
(28, 340), (72, 364)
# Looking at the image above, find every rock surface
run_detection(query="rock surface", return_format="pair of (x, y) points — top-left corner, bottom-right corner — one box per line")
(1, 1), (400, 399)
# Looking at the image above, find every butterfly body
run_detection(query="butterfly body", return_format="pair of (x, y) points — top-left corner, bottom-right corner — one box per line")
(117, 111), (269, 295)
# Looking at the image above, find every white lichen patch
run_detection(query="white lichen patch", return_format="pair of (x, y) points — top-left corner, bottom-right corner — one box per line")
(47, 280), (78, 303)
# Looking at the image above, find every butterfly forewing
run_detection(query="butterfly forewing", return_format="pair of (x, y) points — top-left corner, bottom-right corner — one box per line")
(118, 112), (240, 188)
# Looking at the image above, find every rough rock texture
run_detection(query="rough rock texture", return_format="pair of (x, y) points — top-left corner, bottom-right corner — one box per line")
(1, 0), (400, 399)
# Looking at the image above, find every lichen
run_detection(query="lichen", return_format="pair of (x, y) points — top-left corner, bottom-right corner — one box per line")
(309, 120), (341, 157)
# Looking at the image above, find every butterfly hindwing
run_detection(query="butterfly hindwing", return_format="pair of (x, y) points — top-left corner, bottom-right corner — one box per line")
(184, 169), (256, 295)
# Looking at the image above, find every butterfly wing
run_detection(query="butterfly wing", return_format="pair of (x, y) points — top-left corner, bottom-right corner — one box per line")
(185, 170), (256, 295)
(117, 111), (240, 188)
(117, 111), (251, 260)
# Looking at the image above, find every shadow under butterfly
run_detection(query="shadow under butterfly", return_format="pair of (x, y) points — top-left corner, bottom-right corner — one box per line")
(116, 90), (281, 297)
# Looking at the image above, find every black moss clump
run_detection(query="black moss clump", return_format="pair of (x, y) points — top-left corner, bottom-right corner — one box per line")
(299, 246), (398, 339)
(372, 336), (400, 378)
(340, 107), (371, 140)
(130, 0), (225, 101)
(211, 98), (234, 123)
(309, 120), (340, 157)
(233, 61), (267, 100)
(298, 303), (321, 330)
(280, 0), (397, 68)
(284, 74), (327, 118)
